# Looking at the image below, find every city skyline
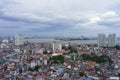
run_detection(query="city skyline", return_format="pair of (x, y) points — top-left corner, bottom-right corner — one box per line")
(0, 0), (120, 36)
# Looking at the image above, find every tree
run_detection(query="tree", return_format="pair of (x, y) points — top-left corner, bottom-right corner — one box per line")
(19, 68), (23, 74)
(50, 55), (65, 64)
(28, 67), (34, 72)
(81, 54), (112, 63)
(79, 72), (85, 77)
(34, 65), (40, 71)
(115, 45), (120, 50)
(94, 66), (100, 72)
(43, 50), (48, 54)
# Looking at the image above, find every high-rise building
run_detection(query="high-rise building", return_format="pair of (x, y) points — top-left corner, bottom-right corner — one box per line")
(15, 34), (24, 45)
(98, 34), (106, 47)
(52, 42), (62, 51)
(108, 34), (116, 47)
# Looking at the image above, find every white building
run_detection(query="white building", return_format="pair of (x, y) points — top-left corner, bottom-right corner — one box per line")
(98, 34), (106, 47)
(15, 34), (24, 45)
(30, 61), (36, 68)
(52, 42), (62, 51)
(109, 77), (119, 80)
(108, 34), (116, 47)
(2, 39), (9, 43)
(44, 60), (48, 65)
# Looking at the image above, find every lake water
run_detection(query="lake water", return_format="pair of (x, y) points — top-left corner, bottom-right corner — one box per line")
(23, 38), (120, 44)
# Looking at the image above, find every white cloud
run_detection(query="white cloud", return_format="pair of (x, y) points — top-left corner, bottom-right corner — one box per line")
(90, 17), (101, 24)
(0, 0), (120, 36)
(102, 11), (118, 17)
(74, 10), (120, 35)
(1, 0), (119, 21)
(86, 11), (120, 25)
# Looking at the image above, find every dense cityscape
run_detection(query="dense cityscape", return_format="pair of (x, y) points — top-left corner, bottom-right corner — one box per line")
(0, 33), (119, 80)
(1, 0), (120, 80)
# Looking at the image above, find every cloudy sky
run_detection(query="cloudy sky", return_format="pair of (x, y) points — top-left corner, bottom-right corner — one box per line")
(0, 0), (120, 37)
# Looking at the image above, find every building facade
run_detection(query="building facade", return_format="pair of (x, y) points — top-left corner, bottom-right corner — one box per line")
(98, 34), (106, 47)
(108, 34), (116, 47)
(52, 42), (62, 51)
(15, 34), (24, 45)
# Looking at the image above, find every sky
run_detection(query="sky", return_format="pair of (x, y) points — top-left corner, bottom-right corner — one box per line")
(0, 0), (120, 37)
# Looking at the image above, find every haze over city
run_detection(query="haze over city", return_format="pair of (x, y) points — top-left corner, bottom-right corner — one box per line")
(0, 0), (120, 36)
